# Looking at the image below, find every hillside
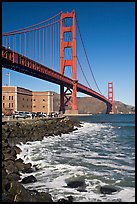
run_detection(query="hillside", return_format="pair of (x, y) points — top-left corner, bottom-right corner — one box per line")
(53, 92), (135, 114)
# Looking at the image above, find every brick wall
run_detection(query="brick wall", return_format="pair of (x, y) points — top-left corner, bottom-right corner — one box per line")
(32, 91), (53, 113)
(17, 87), (32, 112)
(2, 86), (54, 114)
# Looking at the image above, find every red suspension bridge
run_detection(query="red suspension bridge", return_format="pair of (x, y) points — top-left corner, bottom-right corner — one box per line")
(2, 11), (114, 114)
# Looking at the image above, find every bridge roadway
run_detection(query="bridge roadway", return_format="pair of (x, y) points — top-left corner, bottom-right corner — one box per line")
(2, 46), (112, 109)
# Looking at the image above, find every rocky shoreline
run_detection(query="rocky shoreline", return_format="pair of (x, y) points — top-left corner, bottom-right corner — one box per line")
(2, 116), (82, 202)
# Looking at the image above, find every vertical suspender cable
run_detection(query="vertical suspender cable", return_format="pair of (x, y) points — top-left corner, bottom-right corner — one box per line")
(13, 35), (15, 51)
(34, 31), (37, 61)
(37, 30), (38, 61)
(49, 26), (51, 67)
(42, 28), (44, 65)
(6, 37), (8, 48)
(50, 25), (52, 68)
(51, 24), (53, 69)
(39, 30), (41, 62)
(46, 26), (48, 65)
(52, 24), (54, 69)
(20, 34), (21, 54)
(24, 33), (26, 56)
(14, 35), (16, 52)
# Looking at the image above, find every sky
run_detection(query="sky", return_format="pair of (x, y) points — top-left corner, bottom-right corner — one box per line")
(2, 2), (135, 106)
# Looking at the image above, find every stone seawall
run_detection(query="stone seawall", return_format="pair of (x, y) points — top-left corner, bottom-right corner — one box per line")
(2, 117), (81, 202)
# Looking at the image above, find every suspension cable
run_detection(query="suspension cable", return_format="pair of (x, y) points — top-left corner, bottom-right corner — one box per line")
(2, 19), (60, 36)
(76, 17), (102, 95)
(76, 56), (92, 89)
(3, 12), (61, 36)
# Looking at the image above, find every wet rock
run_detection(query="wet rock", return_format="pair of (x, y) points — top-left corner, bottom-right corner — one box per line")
(20, 175), (37, 184)
(66, 178), (86, 188)
(58, 195), (73, 202)
(67, 195), (73, 202)
(2, 168), (7, 178)
(2, 117), (81, 202)
(4, 159), (14, 167)
(30, 191), (53, 202)
(4, 149), (17, 161)
(2, 178), (11, 194)
(15, 159), (32, 172)
(6, 163), (19, 174)
(2, 193), (12, 202)
(58, 198), (69, 202)
(77, 188), (87, 192)
(100, 185), (118, 194)
(9, 181), (32, 202)
(7, 173), (21, 181)
(13, 145), (22, 154)
(22, 167), (34, 173)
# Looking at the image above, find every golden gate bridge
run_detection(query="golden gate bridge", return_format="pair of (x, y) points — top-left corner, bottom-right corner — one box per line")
(2, 11), (114, 114)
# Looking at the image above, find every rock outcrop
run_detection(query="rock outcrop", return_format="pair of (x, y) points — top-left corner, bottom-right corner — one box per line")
(2, 117), (81, 202)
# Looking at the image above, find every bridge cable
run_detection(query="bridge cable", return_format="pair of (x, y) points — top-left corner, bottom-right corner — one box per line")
(42, 28), (44, 65)
(2, 19), (61, 36)
(76, 17), (102, 95)
(76, 56), (92, 89)
(3, 12), (61, 36)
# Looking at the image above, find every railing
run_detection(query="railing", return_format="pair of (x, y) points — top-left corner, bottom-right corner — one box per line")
(2, 46), (112, 107)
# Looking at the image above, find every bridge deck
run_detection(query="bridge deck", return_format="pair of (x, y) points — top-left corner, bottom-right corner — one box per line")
(2, 46), (111, 106)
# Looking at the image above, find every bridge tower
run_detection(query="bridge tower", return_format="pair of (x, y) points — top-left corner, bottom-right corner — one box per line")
(60, 11), (78, 114)
(107, 82), (114, 113)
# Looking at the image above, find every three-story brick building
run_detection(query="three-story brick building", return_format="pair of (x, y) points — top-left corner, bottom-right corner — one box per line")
(2, 86), (54, 115)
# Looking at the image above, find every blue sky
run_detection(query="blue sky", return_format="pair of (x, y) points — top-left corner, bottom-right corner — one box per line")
(2, 2), (135, 106)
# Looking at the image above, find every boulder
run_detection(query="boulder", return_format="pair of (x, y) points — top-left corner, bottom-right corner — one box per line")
(30, 191), (53, 202)
(20, 175), (37, 184)
(7, 173), (21, 181)
(13, 145), (22, 154)
(4, 159), (15, 167)
(9, 181), (32, 202)
(57, 196), (73, 202)
(100, 185), (118, 194)
(6, 163), (19, 174)
(66, 177), (86, 189)
(15, 161), (25, 171)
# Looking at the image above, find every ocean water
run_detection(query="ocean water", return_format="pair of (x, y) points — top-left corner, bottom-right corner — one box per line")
(17, 114), (135, 202)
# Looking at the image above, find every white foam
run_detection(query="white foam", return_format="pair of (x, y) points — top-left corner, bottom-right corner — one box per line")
(16, 121), (135, 202)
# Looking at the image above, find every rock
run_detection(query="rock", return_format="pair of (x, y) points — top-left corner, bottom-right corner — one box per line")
(8, 173), (21, 181)
(2, 178), (11, 194)
(66, 178), (86, 188)
(100, 185), (118, 194)
(58, 198), (69, 202)
(30, 191), (53, 202)
(67, 195), (74, 202)
(77, 188), (87, 192)
(20, 175), (37, 184)
(2, 117), (81, 202)
(2, 193), (11, 202)
(22, 168), (34, 173)
(15, 159), (26, 171)
(13, 145), (22, 154)
(4, 159), (15, 167)
(24, 162), (32, 170)
(4, 150), (17, 161)
(58, 195), (73, 202)
(2, 168), (7, 178)
(9, 181), (32, 202)
(6, 163), (19, 174)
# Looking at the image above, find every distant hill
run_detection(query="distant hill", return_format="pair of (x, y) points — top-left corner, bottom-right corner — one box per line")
(53, 92), (135, 114)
